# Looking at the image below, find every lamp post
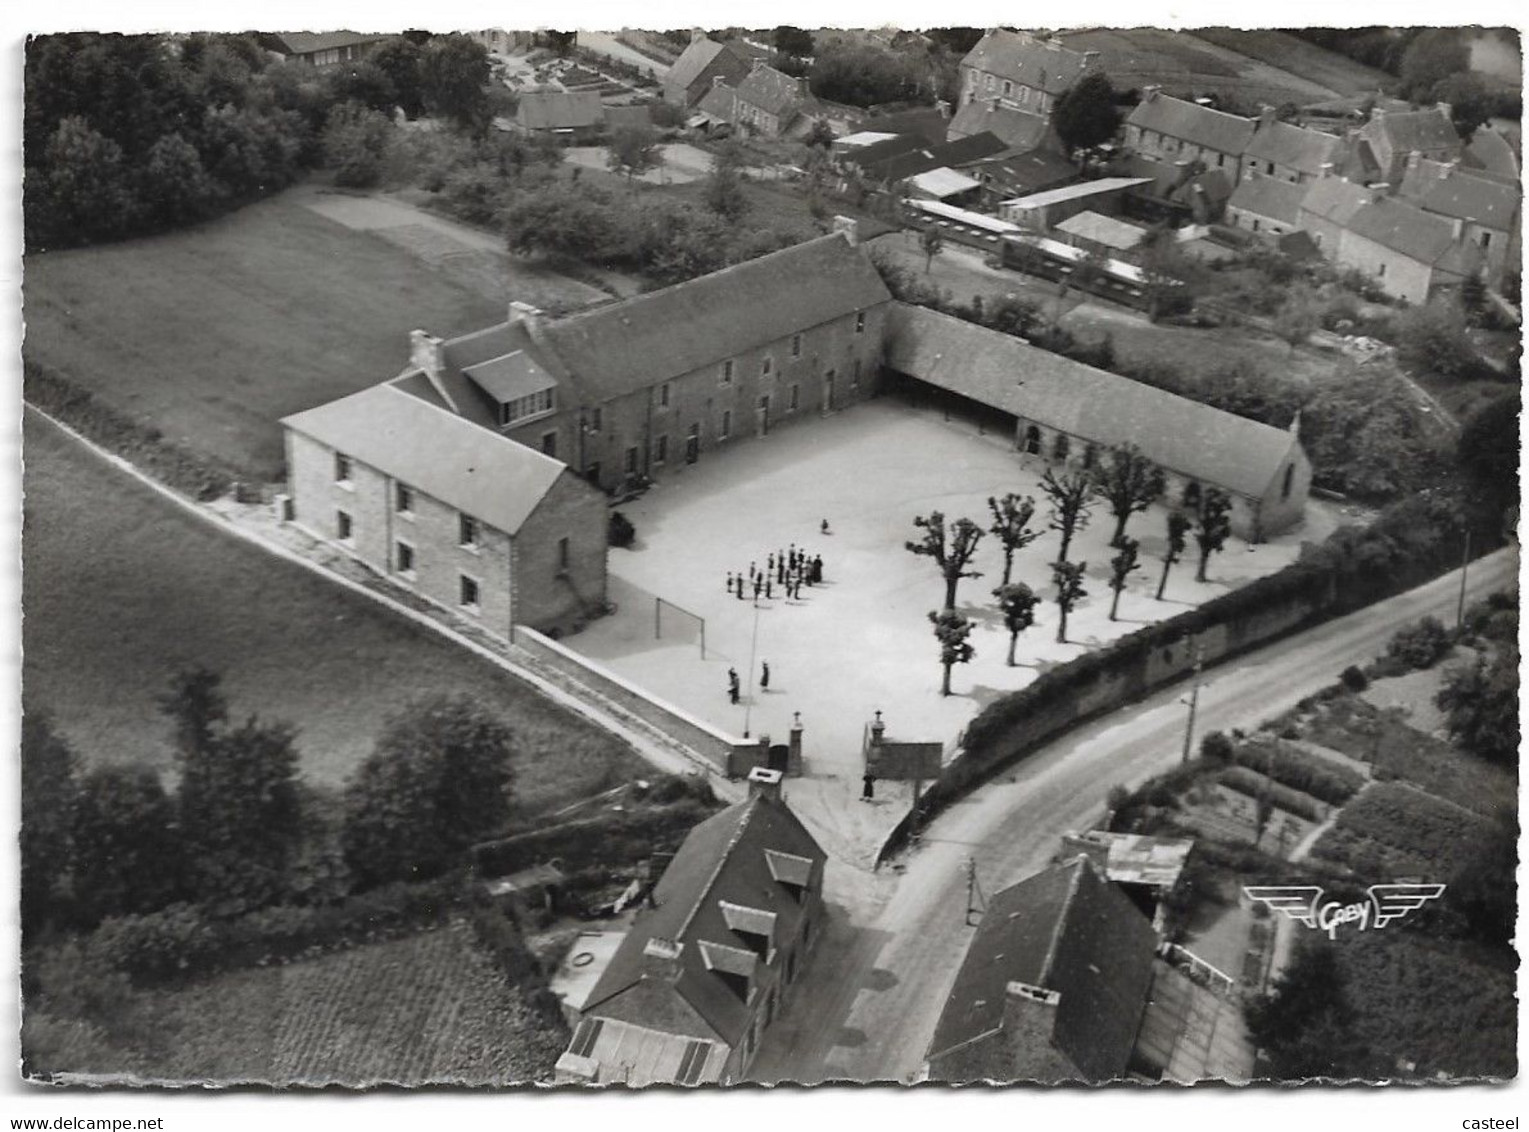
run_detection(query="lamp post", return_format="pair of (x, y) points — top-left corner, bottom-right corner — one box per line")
(1180, 642), (1205, 764)
(743, 598), (762, 739)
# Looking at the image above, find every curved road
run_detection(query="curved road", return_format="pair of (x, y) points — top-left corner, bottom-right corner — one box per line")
(749, 546), (1518, 1084)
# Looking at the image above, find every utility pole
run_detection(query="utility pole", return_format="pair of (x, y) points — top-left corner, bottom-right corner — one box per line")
(1180, 643), (1205, 765)
(743, 599), (762, 739)
(1456, 528), (1473, 630)
(964, 856), (987, 926)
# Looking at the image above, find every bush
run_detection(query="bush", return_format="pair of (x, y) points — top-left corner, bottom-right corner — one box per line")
(1232, 738), (1365, 806)
(1340, 665), (1368, 692)
(1218, 766), (1326, 823)
(1385, 615), (1452, 671)
(608, 511), (636, 548)
(1200, 731), (1234, 764)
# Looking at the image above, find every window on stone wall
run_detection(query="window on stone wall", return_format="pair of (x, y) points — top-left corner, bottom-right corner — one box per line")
(721, 359), (735, 385)
(459, 574), (480, 610)
(396, 541), (415, 574)
(395, 482), (413, 514)
(1053, 433), (1070, 460)
(1282, 464), (1294, 500)
(336, 509), (353, 542)
(334, 453), (352, 484)
(660, 382), (671, 408)
(721, 410), (732, 439)
(791, 334), (802, 358)
(655, 434), (669, 464)
(459, 513), (480, 548)
(558, 537), (571, 570)
(855, 311), (866, 334)
(789, 384), (799, 411)
(625, 446), (639, 474)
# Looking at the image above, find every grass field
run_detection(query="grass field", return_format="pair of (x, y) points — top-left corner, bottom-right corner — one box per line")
(51, 920), (568, 1084)
(1189, 29), (1395, 96)
(23, 411), (646, 808)
(22, 190), (508, 482)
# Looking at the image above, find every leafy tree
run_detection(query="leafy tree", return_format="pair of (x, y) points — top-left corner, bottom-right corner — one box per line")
(804, 117), (836, 149)
(773, 26), (815, 58)
(1396, 298), (1486, 381)
(326, 60), (398, 115)
(1051, 560), (1088, 643)
(159, 669), (302, 914)
(1107, 537), (1141, 621)
(607, 122), (663, 183)
(809, 43), (933, 107)
(342, 694), (518, 889)
(919, 224), (944, 273)
(29, 116), (139, 248)
(1192, 489), (1233, 582)
(21, 713), (79, 939)
(72, 765), (183, 924)
(421, 34), (492, 133)
(1244, 943), (1371, 1078)
(1299, 363), (1436, 499)
(1448, 807), (1517, 947)
(1435, 645), (1519, 765)
(929, 610), (976, 696)
(1431, 71), (1501, 138)
(987, 493), (1041, 586)
(1053, 73), (1122, 153)
(1040, 466), (1093, 564)
(1456, 391), (1519, 526)
(993, 582), (1041, 666)
(1398, 29), (1471, 101)
(141, 132), (218, 226)
(702, 138), (750, 220)
(1273, 286), (1320, 354)
(322, 102), (394, 188)
(1156, 510), (1191, 600)
(370, 36), (427, 118)
(906, 511), (985, 610)
(1089, 444), (1165, 547)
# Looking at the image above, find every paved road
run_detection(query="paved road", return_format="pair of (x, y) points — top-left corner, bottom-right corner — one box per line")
(575, 30), (670, 77)
(749, 546), (1518, 1083)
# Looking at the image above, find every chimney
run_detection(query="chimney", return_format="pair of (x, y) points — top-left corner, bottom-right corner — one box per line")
(1143, 85), (1162, 103)
(796, 75), (811, 99)
(1405, 149), (1421, 175)
(1258, 104), (1276, 128)
(747, 766), (783, 804)
(642, 936), (685, 981)
(1370, 106), (1386, 122)
(1435, 101), (1452, 121)
(1449, 216), (1464, 240)
(409, 329), (445, 375)
(934, 98), (951, 119)
(690, 28), (707, 44)
(832, 215), (860, 246)
(869, 709), (886, 748)
(508, 300), (543, 334)
(713, 74), (728, 88)
(1318, 161), (1335, 179)
(1368, 182), (1390, 203)
(788, 712), (804, 776)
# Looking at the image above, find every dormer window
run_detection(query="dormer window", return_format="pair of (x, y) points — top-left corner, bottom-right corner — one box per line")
(499, 387), (555, 428)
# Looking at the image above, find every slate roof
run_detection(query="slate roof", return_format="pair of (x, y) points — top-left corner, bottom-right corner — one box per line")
(516, 91), (603, 131)
(1228, 174), (1307, 226)
(1297, 176), (1372, 226)
(281, 383), (567, 536)
(666, 38), (746, 96)
(1344, 196), (1481, 267)
(695, 81), (737, 123)
(960, 29), (1093, 96)
(1002, 176), (1154, 212)
(1464, 128), (1519, 183)
(582, 796), (826, 1049)
(840, 133), (926, 170)
(736, 64), (808, 119)
(959, 146), (1080, 196)
(885, 303), (1304, 500)
(534, 235), (890, 403)
(862, 133), (1008, 184)
(1117, 155), (1234, 207)
(1363, 106), (1462, 163)
(267, 31), (387, 56)
(949, 100), (1058, 152)
(462, 350), (558, 403)
(1242, 119), (1347, 178)
(1054, 211), (1148, 250)
(859, 106), (951, 144)
(1127, 92), (1257, 156)
(908, 167), (982, 199)
(1399, 160), (1520, 230)
(927, 856), (1157, 1081)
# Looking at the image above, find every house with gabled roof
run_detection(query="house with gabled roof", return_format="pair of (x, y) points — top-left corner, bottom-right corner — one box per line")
(948, 98), (1062, 153)
(730, 62), (821, 138)
(1124, 89), (1256, 181)
(1336, 194), (1487, 304)
(925, 855), (1159, 1083)
(1356, 103), (1463, 185)
(1227, 174), (1307, 239)
(260, 31), (387, 67)
(556, 770), (827, 1086)
(885, 304), (1311, 540)
(513, 90), (604, 141)
(957, 28), (1097, 120)
(1399, 154), (1520, 287)
(1296, 174), (1373, 256)
(662, 32), (750, 108)
(957, 145), (1080, 207)
(1240, 110), (1349, 185)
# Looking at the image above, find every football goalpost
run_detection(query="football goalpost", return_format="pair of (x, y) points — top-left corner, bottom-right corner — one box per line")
(655, 597), (706, 659)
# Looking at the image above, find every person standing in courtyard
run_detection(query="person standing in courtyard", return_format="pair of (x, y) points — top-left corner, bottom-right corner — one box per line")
(727, 668), (740, 704)
(813, 554), (823, 584)
(753, 574), (763, 601)
(726, 571), (735, 595)
(821, 519), (831, 535)
(765, 578), (773, 600)
(761, 660), (770, 691)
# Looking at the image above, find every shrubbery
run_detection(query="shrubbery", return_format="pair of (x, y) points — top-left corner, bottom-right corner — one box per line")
(1385, 615), (1453, 670)
(1218, 766), (1326, 823)
(1230, 739), (1365, 806)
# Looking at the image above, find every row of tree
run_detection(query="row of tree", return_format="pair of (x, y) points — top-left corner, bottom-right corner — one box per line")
(22, 671), (520, 945)
(908, 446), (1234, 694)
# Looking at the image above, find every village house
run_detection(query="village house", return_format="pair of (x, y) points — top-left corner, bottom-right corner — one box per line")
(924, 855), (1159, 1083)
(555, 770), (827, 1086)
(280, 376), (608, 637)
(958, 28), (1097, 119)
(1052, 210), (1151, 259)
(958, 145), (1081, 208)
(859, 133), (1009, 189)
(1239, 109), (1349, 185)
(947, 97), (1061, 153)
(1398, 154), (1520, 288)
(728, 62), (821, 138)
(259, 31), (388, 67)
(998, 176), (1154, 231)
(662, 32), (750, 108)
(512, 90), (604, 143)
(885, 304), (1312, 541)
(1294, 174), (1373, 255)
(1334, 193), (1486, 305)
(1124, 89), (1257, 181)
(1116, 154), (1234, 226)
(1226, 174), (1307, 239)
(1355, 104), (1463, 185)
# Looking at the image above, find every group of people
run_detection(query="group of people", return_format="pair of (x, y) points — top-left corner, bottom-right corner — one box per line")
(725, 661), (772, 704)
(725, 544), (826, 604)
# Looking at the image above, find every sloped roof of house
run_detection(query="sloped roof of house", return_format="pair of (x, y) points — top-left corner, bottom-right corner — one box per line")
(695, 81), (737, 122)
(516, 90), (604, 131)
(604, 104), (654, 131)
(582, 795), (827, 1050)
(926, 856), (1157, 1081)
(908, 167), (983, 199)
(863, 133), (1008, 184)
(461, 350), (558, 403)
(1228, 174), (1307, 226)
(1116, 154), (1234, 207)
(959, 146), (1080, 195)
(1400, 159), (1520, 231)
(960, 28), (1093, 96)
(885, 303), (1303, 499)
(860, 106), (951, 144)
(1243, 119), (1347, 178)
(1054, 210), (1149, 250)
(1464, 127), (1519, 182)
(266, 31), (387, 56)
(1002, 176), (1154, 212)
(280, 382), (566, 536)
(1127, 91), (1257, 156)
(949, 100), (1059, 152)
(736, 63), (808, 119)
(533, 235), (890, 403)
(839, 132), (926, 169)
(1298, 176), (1372, 226)
(1344, 195), (1480, 267)
(666, 37), (746, 94)
(1363, 106), (1463, 161)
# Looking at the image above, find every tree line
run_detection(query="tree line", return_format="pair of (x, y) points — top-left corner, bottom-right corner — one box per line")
(906, 444), (1234, 695)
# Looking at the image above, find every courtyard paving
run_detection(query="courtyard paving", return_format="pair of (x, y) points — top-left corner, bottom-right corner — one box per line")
(563, 398), (1337, 863)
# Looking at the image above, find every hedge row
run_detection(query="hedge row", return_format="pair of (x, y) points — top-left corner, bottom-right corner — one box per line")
(24, 360), (235, 501)
(1232, 739), (1366, 806)
(1218, 766), (1327, 823)
(472, 796), (719, 877)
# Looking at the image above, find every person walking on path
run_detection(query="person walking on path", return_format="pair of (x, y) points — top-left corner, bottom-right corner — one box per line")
(821, 519), (831, 535)
(812, 555), (823, 584)
(760, 660), (770, 691)
(749, 561), (757, 581)
(728, 668), (740, 704)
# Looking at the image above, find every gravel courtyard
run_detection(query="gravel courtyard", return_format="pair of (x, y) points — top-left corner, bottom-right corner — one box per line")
(566, 398), (1335, 792)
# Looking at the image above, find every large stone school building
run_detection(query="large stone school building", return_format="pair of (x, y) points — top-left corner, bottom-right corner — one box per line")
(281, 220), (1310, 637)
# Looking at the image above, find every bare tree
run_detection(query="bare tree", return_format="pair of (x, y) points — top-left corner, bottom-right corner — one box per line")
(993, 582), (1041, 666)
(929, 610), (976, 696)
(1193, 489), (1233, 582)
(1107, 537), (1141, 621)
(1157, 510), (1191, 600)
(919, 224), (944, 273)
(987, 493), (1040, 586)
(1040, 466), (1093, 564)
(1051, 560), (1088, 643)
(1090, 444), (1166, 547)
(907, 511), (985, 610)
